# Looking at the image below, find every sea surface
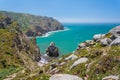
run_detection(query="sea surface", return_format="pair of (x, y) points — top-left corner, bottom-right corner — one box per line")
(36, 23), (120, 55)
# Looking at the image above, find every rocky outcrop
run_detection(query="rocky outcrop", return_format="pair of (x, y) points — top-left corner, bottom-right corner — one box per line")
(108, 26), (120, 46)
(109, 26), (120, 38)
(110, 37), (120, 46)
(0, 10), (64, 37)
(0, 16), (12, 29)
(46, 42), (59, 57)
(93, 34), (105, 41)
(102, 75), (119, 80)
(49, 74), (83, 80)
(70, 58), (88, 69)
(65, 54), (78, 60)
(100, 38), (112, 46)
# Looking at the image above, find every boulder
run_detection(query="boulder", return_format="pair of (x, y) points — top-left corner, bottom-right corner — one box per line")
(59, 62), (66, 66)
(50, 62), (58, 70)
(102, 75), (119, 80)
(100, 38), (112, 46)
(110, 37), (120, 46)
(49, 74), (83, 80)
(70, 58), (88, 69)
(93, 34), (105, 41)
(109, 26), (120, 38)
(85, 40), (94, 45)
(78, 43), (86, 49)
(65, 54), (78, 60)
(46, 42), (59, 57)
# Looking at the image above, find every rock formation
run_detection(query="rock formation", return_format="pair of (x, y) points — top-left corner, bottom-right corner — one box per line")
(46, 42), (59, 57)
(0, 10), (64, 37)
(50, 74), (83, 80)
(109, 25), (120, 38)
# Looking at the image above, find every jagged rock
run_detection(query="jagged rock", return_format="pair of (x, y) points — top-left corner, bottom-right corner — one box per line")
(100, 38), (112, 46)
(78, 43), (86, 49)
(109, 26), (120, 38)
(49, 68), (60, 74)
(102, 75), (119, 80)
(49, 74), (83, 80)
(59, 62), (66, 66)
(70, 58), (88, 69)
(46, 42), (59, 57)
(50, 62), (58, 70)
(85, 40), (94, 45)
(93, 34), (105, 41)
(65, 54), (78, 60)
(110, 37), (120, 46)
(0, 16), (12, 29)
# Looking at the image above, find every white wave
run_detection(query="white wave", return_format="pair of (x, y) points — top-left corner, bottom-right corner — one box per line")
(37, 27), (70, 38)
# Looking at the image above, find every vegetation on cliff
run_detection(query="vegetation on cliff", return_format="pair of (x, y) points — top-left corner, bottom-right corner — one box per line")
(0, 15), (41, 80)
(0, 10), (64, 37)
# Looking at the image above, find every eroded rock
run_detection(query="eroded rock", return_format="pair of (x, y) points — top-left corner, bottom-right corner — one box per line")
(102, 75), (119, 80)
(109, 26), (120, 38)
(100, 38), (112, 46)
(49, 74), (83, 80)
(46, 42), (59, 57)
(110, 37), (120, 46)
(65, 54), (78, 60)
(70, 57), (88, 69)
(93, 34), (105, 41)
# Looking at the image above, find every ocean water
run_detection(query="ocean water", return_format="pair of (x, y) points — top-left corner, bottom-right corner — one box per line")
(36, 23), (120, 55)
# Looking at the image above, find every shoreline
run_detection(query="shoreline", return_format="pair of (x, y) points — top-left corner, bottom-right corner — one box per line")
(36, 27), (70, 38)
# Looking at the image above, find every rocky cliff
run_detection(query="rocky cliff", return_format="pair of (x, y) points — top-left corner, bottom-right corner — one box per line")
(0, 14), (41, 80)
(0, 10), (64, 37)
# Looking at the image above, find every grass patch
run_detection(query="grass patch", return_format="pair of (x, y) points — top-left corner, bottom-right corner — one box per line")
(0, 66), (23, 80)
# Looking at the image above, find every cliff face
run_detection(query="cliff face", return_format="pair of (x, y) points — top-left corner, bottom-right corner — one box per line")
(0, 15), (41, 79)
(0, 11), (64, 37)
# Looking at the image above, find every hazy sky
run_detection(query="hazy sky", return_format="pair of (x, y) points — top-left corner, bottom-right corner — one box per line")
(0, 0), (120, 23)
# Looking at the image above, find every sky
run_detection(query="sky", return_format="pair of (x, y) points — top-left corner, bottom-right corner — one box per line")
(0, 0), (120, 23)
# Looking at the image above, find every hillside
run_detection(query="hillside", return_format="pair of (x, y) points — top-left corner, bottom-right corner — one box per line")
(0, 14), (41, 80)
(0, 10), (64, 37)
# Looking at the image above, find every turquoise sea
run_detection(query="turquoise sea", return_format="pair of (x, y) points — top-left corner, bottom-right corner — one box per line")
(36, 23), (120, 55)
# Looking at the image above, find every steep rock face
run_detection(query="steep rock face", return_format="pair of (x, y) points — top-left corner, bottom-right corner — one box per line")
(0, 15), (40, 79)
(0, 10), (64, 37)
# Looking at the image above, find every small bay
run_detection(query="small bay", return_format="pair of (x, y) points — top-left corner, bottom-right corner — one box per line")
(36, 23), (120, 55)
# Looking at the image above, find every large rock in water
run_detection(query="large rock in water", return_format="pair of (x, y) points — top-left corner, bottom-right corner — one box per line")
(46, 42), (59, 57)
(49, 74), (83, 80)
(109, 26), (120, 38)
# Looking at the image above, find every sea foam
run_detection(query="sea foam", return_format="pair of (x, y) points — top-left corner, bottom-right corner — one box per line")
(37, 27), (70, 38)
